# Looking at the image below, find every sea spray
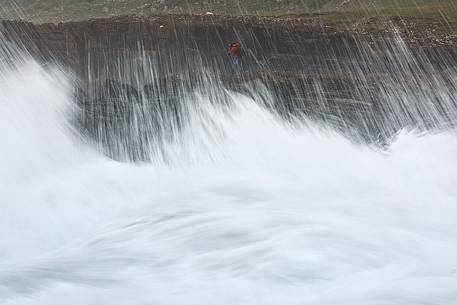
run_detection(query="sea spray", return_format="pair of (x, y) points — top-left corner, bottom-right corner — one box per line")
(1, 53), (457, 304)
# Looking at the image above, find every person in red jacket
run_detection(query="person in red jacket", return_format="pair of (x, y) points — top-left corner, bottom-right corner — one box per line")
(228, 42), (242, 72)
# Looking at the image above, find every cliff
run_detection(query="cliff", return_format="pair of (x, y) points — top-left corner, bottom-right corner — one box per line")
(2, 14), (456, 80)
(1, 14), (456, 161)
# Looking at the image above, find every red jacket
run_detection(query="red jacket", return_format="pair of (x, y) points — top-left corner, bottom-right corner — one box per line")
(228, 42), (241, 57)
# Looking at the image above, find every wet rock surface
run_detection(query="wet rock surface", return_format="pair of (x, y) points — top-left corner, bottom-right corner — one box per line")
(1, 15), (456, 161)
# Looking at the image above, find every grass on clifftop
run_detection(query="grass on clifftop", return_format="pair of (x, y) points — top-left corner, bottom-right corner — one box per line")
(290, 4), (457, 28)
(0, 0), (456, 30)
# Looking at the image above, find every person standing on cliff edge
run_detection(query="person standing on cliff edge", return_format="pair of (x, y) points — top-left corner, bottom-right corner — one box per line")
(228, 42), (242, 71)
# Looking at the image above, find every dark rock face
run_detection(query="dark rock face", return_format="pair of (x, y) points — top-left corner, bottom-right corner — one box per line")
(3, 15), (454, 78)
(1, 15), (456, 161)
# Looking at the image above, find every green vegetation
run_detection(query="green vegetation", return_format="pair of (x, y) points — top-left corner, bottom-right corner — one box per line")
(292, 4), (457, 28)
(0, 0), (456, 26)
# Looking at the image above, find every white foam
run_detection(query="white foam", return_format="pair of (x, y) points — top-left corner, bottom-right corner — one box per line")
(1, 59), (457, 305)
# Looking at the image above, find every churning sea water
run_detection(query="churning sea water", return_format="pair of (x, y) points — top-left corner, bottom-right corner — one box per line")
(1, 49), (457, 305)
